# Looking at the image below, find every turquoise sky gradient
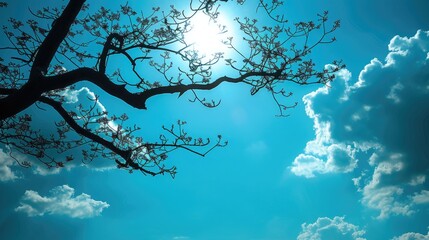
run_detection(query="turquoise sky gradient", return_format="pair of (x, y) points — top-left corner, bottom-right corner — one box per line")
(1, 0), (429, 239)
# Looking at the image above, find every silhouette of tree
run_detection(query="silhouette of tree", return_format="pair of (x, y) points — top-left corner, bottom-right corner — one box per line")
(0, 0), (343, 177)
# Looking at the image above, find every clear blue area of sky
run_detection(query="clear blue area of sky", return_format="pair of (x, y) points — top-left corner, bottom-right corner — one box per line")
(1, 0), (429, 239)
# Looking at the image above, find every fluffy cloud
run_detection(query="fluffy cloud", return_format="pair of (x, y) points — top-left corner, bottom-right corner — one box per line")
(297, 216), (366, 240)
(392, 229), (429, 240)
(61, 87), (110, 117)
(15, 185), (109, 218)
(0, 148), (20, 181)
(412, 190), (429, 204)
(290, 66), (358, 178)
(292, 30), (429, 218)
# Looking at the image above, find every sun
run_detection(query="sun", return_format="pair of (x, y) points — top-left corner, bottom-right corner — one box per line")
(184, 12), (230, 57)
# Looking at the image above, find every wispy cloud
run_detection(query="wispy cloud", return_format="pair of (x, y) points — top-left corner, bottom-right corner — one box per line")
(291, 30), (429, 219)
(0, 148), (20, 182)
(297, 216), (366, 240)
(15, 185), (109, 218)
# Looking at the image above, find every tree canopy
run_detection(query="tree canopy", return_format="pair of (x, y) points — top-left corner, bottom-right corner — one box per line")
(0, 0), (343, 177)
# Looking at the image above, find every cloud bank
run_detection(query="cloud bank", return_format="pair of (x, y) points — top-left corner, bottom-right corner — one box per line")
(297, 216), (366, 240)
(15, 185), (109, 218)
(291, 30), (429, 218)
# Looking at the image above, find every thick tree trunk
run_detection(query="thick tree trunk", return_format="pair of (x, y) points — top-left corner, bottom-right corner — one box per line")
(0, 0), (85, 120)
(0, 77), (44, 120)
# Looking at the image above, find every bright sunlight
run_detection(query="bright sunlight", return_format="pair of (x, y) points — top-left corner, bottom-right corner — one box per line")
(184, 12), (230, 57)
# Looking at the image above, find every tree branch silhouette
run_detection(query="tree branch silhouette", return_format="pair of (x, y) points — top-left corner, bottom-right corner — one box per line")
(0, 0), (343, 176)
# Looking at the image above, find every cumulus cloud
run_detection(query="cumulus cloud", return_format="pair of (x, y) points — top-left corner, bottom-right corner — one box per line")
(290, 67), (357, 178)
(15, 185), (109, 218)
(0, 148), (20, 181)
(297, 216), (366, 240)
(291, 30), (429, 218)
(392, 229), (429, 240)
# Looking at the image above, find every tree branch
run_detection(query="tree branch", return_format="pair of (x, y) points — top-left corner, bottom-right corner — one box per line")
(37, 96), (159, 176)
(0, 0), (86, 120)
(99, 33), (124, 74)
(30, 0), (85, 78)
(42, 67), (281, 110)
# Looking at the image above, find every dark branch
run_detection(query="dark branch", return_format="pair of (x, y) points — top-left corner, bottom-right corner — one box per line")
(31, 0), (85, 77)
(99, 33), (124, 73)
(42, 67), (283, 110)
(37, 96), (160, 176)
(0, 0), (342, 176)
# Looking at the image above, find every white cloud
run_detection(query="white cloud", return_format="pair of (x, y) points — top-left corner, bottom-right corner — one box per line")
(61, 86), (118, 130)
(0, 148), (19, 181)
(409, 175), (426, 186)
(291, 30), (429, 218)
(61, 87), (103, 107)
(297, 216), (366, 240)
(15, 185), (109, 218)
(32, 165), (62, 176)
(412, 190), (429, 204)
(392, 229), (429, 240)
(361, 160), (414, 219)
(294, 67), (358, 177)
(291, 154), (326, 178)
(291, 91), (357, 178)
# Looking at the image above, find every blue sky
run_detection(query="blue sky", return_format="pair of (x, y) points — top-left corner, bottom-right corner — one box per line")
(1, 0), (429, 239)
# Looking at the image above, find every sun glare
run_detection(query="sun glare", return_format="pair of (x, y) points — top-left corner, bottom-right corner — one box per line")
(184, 12), (230, 57)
